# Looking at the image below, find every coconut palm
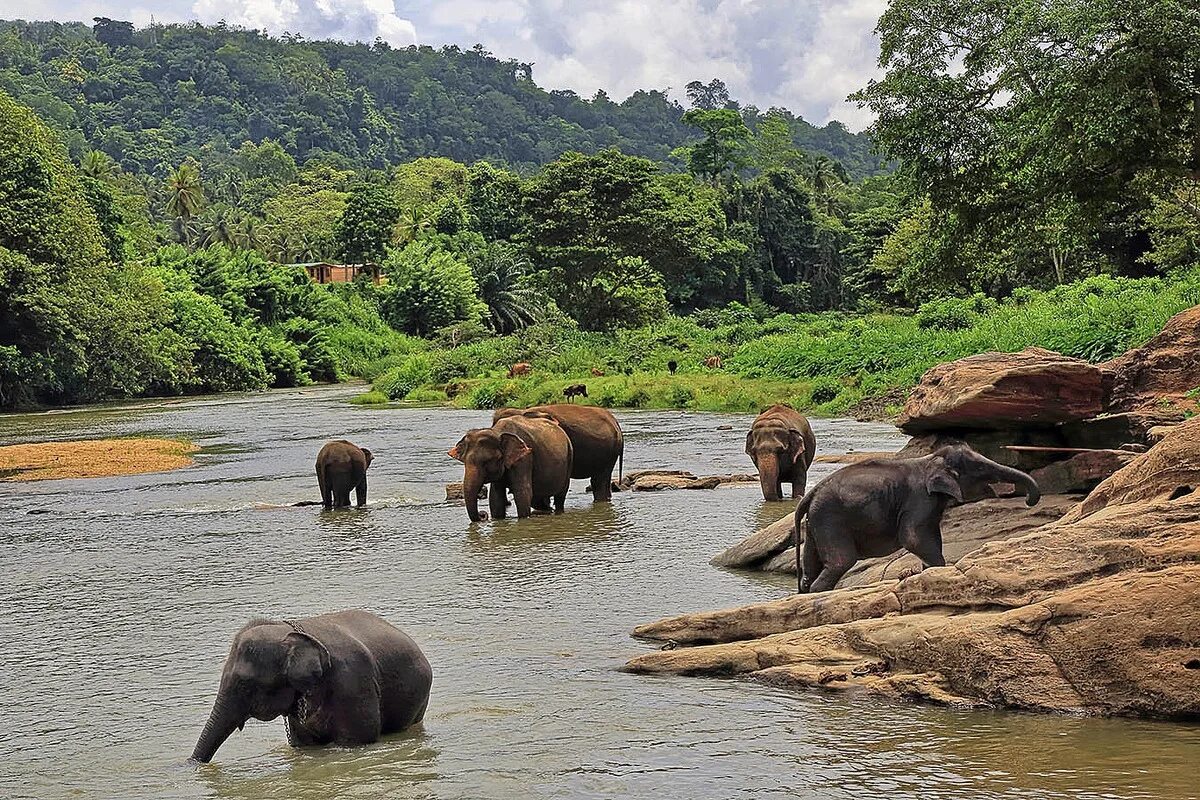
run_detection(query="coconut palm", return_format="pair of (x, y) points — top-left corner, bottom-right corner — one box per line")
(470, 243), (543, 334)
(80, 150), (117, 181)
(166, 162), (205, 237)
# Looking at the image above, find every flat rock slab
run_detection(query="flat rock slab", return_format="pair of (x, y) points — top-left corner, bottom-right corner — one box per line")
(898, 347), (1105, 432)
(620, 470), (758, 492)
(626, 417), (1200, 720)
(1028, 449), (1137, 495)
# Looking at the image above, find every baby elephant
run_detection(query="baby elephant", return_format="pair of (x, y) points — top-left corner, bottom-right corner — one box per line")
(191, 610), (432, 763)
(316, 440), (372, 509)
(563, 383), (588, 402)
(795, 443), (1040, 593)
(746, 404), (816, 501)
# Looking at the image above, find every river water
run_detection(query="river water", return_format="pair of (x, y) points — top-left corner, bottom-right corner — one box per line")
(0, 386), (1196, 800)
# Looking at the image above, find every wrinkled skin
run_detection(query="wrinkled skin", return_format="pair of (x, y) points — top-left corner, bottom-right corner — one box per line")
(795, 443), (1041, 593)
(450, 415), (573, 522)
(746, 404), (816, 501)
(191, 610), (432, 763)
(493, 405), (623, 502)
(316, 440), (372, 509)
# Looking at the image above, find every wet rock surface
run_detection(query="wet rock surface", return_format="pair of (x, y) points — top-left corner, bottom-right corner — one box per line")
(626, 419), (1200, 720)
(619, 470), (758, 491)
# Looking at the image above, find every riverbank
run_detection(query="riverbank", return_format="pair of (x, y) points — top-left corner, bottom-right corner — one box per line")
(356, 270), (1200, 414)
(0, 438), (198, 480)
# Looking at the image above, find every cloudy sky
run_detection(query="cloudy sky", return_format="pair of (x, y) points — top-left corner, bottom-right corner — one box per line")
(16, 0), (885, 130)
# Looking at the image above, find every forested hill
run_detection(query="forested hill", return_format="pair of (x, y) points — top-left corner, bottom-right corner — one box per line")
(0, 18), (882, 178)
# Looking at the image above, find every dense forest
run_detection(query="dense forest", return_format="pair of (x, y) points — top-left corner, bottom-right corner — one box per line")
(1, 3), (1198, 413)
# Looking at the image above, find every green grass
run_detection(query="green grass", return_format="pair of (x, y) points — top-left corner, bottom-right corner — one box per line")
(348, 390), (390, 405)
(359, 269), (1200, 416)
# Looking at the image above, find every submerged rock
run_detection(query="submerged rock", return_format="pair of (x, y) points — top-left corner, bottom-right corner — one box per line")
(620, 470), (758, 492)
(445, 482), (488, 501)
(897, 347), (1106, 432)
(627, 418), (1200, 720)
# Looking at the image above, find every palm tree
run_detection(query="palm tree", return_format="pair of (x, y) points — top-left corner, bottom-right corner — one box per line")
(197, 204), (238, 248)
(233, 215), (264, 253)
(471, 244), (543, 333)
(166, 162), (205, 241)
(807, 155), (843, 214)
(391, 204), (433, 245)
(80, 150), (117, 181)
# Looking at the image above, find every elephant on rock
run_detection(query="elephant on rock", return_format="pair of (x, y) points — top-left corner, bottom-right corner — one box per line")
(191, 610), (431, 763)
(794, 443), (1041, 593)
(493, 404), (623, 501)
(745, 404), (816, 501)
(451, 414), (573, 521)
(316, 440), (372, 509)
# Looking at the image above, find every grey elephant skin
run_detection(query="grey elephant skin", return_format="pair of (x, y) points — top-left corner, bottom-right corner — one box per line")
(316, 440), (372, 509)
(493, 404), (624, 501)
(745, 404), (816, 501)
(192, 610), (432, 763)
(451, 414), (573, 521)
(794, 443), (1041, 593)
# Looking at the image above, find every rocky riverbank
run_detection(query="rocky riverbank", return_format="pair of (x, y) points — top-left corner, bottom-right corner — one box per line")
(624, 305), (1200, 719)
(0, 438), (198, 481)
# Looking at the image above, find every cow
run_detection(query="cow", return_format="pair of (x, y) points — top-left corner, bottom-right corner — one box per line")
(563, 383), (588, 402)
(507, 362), (532, 378)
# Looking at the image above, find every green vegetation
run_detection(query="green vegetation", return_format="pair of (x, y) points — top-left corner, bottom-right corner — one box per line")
(2, 12), (1198, 414)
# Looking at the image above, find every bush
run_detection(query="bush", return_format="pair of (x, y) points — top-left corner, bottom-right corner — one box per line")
(349, 390), (389, 405)
(915, 294), (993, 330)
(667, 385), (695, 409)
(374, 353), (434, 400)
(808, 377), (842, 405)
(468, 380), (516, 409)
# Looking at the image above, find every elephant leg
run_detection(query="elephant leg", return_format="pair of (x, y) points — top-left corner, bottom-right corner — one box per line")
(799, 532), (822, 593)
(512, 482), (533, 518)
(902, 522), (946, 568)
(791, 475), (806, 499)
(591, 470), (614, 502)
(336, 486), (352, 508)
(808, 557), (854, 593)
(532, 495), (552, 511)
(489, 482), (508, 519)
(553, 489), (567, 513)
(317, 466), (332, 510)
(804, 524), (857, 593)
(355, 475), (367, 507)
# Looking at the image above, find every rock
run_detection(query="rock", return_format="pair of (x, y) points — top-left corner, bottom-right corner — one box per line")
(625, 418), (1200, 719)
(1058, 411), (1180, 450)
(1027, 449), (1137, 495)
(1103, 304), (1200, 416)
(898, 430), (1064, 471)
(716, 424), (733, 430)
(813, 452), (895, 465)
(898, 347), (1106, 432)
(711, 495), (1077, 584)
(623, 470), (758, 492)
(445, 482), (487, 501)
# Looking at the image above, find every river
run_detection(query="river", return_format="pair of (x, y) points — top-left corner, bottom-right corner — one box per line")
(1, 386), (1196, 800)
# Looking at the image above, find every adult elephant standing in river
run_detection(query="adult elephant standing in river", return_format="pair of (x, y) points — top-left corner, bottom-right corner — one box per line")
(191, 611), (432, 763)
(451, 414), (573, 521)
(493, 405), (623, 501)
(794, 443), (1041, 593)
(745, 404), (816, 501)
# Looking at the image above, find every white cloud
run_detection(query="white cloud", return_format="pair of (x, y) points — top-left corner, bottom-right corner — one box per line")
(190, 0), (417, 45)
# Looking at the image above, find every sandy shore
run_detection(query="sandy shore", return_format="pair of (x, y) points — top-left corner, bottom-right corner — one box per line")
(0, 438), (198, 481)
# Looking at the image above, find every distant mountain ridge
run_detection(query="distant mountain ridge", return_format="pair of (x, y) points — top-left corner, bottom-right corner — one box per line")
(0, 18), (883, 178)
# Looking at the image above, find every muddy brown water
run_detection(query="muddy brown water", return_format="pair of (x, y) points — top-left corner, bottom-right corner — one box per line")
(1, 386), (1196, 799)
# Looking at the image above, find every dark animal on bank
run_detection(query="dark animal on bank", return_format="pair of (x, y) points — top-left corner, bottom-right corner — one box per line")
(794, 443), (1041, 594)
(449, 414), (573, 521)
(591, 367), (606, 377)
(507, 362), (532, 378)
(667, 360), (678, 374)
(191, 610), (432, 763)
(563, 383), (588, 402)
(703, 356), (722, 369)
(316, 440), (372, 509)
(493, 405), (624, 501)
(746, 404), (816, 501)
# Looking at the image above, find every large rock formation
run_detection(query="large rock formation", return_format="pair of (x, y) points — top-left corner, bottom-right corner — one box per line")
(1103, 305), (1200, 416)
(626, 418), (1200, 719)
(897, 347), (1106, 432)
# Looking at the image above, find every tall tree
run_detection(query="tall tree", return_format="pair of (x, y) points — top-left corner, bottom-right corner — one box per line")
(336, 184), (399, 264)
(675, 109), (751, 185)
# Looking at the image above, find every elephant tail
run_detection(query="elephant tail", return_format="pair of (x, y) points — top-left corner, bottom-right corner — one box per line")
(793, 485), (816, 524)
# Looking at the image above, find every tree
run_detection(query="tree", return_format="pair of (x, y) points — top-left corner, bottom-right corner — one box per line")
(685, 78), (731, 110)
(749, 113), (805, 174)
(378, 240), (486, 336)
(467, 242), (543, 333)
(465, 161), (524, 240)
(81, 150), (118, 181)
(336, 184), (399, 263)
(165, 161), (205, 243)
(675, 109), (750, 185)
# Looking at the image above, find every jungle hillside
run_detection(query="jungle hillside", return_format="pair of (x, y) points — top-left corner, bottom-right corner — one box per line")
(1, 4), (1198, 414)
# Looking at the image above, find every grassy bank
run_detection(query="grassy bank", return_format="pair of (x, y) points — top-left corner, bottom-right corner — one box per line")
(358, 270), (1200, 416)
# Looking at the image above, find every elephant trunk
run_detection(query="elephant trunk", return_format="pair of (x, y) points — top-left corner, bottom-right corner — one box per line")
(988, 461), (1042, 507)
(757, 453), (781, 501)
(191, 691), (242, 763)
(463, 470), (488, 522)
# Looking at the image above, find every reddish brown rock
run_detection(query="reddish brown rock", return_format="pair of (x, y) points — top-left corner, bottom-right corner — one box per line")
(1027, 449), (1136, 495)
(1103, 305), (1200, 416)
(627, 418), (1200, 720)
(897, 347), (1105, 432)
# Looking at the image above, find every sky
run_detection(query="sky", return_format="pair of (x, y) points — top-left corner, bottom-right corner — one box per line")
(14, 0), (886, 130)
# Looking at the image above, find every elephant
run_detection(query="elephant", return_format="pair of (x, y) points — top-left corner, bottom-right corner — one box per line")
(563, 383), (588, 402)
(450, 414), (573, 521)
(493, 404), (624, 501)
(316, 440), (372, 509)
(794, 443), (1041, 593)
(746, 404), (816, 501)
(191, 610), (432, 763)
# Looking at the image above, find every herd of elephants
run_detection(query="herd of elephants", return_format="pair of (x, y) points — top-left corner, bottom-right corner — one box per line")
(192, 401), (1042, 764)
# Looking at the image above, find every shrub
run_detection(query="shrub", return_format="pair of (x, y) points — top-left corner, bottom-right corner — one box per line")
(349, 390), (389, 405)
(668, 385), (695, 409)
(468, 380), (516, 409)
(374, 353), (433, 400)
(808, 377), (842, 405)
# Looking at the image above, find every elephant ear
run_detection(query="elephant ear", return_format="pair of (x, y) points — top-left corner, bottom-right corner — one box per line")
(744, 430), (755, 456)
(361, 448), (373, 467)
(926, 469), (964, 503)
(788, 430), (808, 465)
(285, 632), (330, 690)
(500, 432), (532, 467)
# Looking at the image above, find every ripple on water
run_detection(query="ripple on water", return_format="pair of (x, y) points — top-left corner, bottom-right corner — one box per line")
(1, 389), (1197, 800)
